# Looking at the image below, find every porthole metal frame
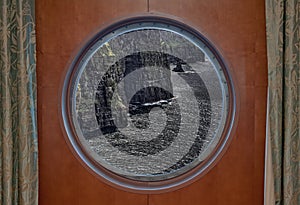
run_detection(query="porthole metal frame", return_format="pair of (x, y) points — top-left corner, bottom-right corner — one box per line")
(61, 16), (236, 193)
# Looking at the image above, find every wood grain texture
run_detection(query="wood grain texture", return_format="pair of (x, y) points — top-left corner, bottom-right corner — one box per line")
(36, 1), (148, 205)
(149, 0), (267, 204)
(37, 0), (267, 204)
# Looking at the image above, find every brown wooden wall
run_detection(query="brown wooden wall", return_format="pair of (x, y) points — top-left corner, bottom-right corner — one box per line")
(36, 0), (267, 204)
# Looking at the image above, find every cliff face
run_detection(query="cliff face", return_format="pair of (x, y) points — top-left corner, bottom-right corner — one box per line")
(76, 29), (205, 133)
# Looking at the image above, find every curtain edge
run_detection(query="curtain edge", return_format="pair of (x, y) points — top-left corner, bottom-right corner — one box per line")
(264, 89), (275, 205)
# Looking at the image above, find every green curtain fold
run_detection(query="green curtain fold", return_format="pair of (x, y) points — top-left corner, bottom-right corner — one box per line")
(0, 0), (38, 204)
(266, 0), (300, 204)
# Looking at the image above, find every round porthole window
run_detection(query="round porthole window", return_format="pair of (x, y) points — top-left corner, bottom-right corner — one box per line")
(62, 16), (235, 192)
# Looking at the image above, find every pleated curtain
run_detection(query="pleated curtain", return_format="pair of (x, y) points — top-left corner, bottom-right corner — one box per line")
(265, 0), (300, 204)
(0, 0), (38, 204)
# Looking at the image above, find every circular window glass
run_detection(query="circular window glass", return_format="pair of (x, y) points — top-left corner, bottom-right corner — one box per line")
(62, 17), (234, 191)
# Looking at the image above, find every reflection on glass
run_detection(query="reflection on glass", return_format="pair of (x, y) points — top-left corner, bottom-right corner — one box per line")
(73, 27), (228, 181)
